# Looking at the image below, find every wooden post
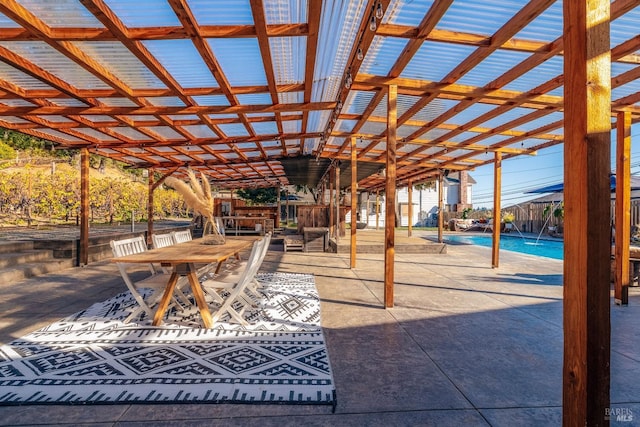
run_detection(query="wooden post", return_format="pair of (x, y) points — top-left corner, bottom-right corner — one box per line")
(335, 163), (340, 243)
(376, 190), (380, 230)
(492, 152), (502, 268)
(285, 189), (290, 226)
(385, 84), (397, 308)
(408, 180), (413, 237)
(147, 169), (154, 248)
(277, 184), (281, 227)
(79, 147), (89, 267)
(563, 0), (611, 424)
(615, 111), (631, 305)
(329, 169), (335, 238)
(351, 137), (357, 268)
(438, 171), (444, 243)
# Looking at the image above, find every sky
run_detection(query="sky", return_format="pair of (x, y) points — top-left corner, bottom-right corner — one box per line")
(470, 124), (640, 209)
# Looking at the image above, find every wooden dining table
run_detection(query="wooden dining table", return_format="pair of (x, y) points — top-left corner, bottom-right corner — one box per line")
(110, 237), (257, 328)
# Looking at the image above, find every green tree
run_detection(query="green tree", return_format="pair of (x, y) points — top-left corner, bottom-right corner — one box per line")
(236, 187), (278, 204)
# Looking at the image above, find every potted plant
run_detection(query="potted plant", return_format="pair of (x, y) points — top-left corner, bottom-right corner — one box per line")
(502, 211), (515, 232)
(543, 202), (564, 236)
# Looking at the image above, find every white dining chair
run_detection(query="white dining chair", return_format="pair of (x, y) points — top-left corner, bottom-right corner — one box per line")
(173, 229), (192, 243)
(110, 236), (177, 323)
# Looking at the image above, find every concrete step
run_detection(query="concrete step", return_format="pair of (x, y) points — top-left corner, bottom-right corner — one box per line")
(0, 241), (33, 254)
(0, 258), (75, 283)
(0, 249), (59, 269)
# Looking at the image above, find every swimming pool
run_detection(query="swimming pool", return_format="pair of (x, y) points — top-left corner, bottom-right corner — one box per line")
(443, 234), (564, 260)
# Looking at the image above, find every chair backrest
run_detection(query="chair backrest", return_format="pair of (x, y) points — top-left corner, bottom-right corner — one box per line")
(110, 235), (155, 275)
(152, 232), (176, 249)
(110, 235), (148, 257)
(173, 229), (192, 243)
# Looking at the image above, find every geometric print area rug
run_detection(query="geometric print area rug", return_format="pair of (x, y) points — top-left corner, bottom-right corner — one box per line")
(0, 273), (336, 409)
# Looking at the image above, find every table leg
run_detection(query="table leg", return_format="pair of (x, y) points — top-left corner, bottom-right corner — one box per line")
(186, 267), (213, 328)
(152, 272), (179, 326)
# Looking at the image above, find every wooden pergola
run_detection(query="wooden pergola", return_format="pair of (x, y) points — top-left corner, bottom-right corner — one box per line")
(0, 0), (638, 423)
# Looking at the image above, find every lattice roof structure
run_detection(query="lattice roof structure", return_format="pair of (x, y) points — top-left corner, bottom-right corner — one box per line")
(0, 0), (638, 190)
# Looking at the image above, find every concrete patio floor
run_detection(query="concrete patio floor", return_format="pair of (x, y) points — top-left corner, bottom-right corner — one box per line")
(1, 230), (639, 426)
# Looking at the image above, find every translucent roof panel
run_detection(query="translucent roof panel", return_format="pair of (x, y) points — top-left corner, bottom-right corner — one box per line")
(344, 91), (375, 115)
(446, 103), (497, 127)
(264, 0), (307, 24)
(312, 1), (368, 103)
(236, 93), (272, 105)
(437, 0), (527, 35)
(192, 95), (230, 106)
(72, 128), (120, 142)
(611, 7), (640, 47)
(71, 42), (168, 89)
(0, 42), (113, 90)
(48, 98), (88, 107)
(278, 91), (304, 104)
(360, 36), (409, 77)
(98, 97), (138, 107)
(478, 107), (535, 129)
(189, 0), (254, 25)
(145, 97), (186, 107)
(514, 111), (564, 132)
(103, 0), (181, 27)
(108, 127), (154, 141)
(0, 99), (36, 107)
(384, 0), (435, 26)
(0, 62), (55, 90)
(514, 1), (563, 42)
(269, 37), (306, 85)
(36, 129), (83, 142)
(401, 42), (476, 82)
(251, 121), (279, 135)
(19, 0), (104, 28)
(0, 13), (20, 28)
(143, 40), (218, 88)
(457, 50), (532, 88)
(307, 110), (330, 133)
(207, 38), (267, 86)
(182, 125), (218, 139)
(217, 123), (251, 137)
(282, 119), (302, 133)
(142, 126), (185, 140)
(503, 56), (564, 94)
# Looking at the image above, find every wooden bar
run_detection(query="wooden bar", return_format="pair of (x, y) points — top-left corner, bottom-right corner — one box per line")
(437, 171), (444, 243)
(376, 190), (380, 230)
(563, 0), (611, 424)
(615, 111), (631, 305)
(329, 168), (335, 237)
(408, 179), (413, 237)
(79, 147), (89, 267)
(385, 84), (397, 308)
(277, 184), (281, 227)
(335, 163), (340, 243)
(350, 136), (357, 269)
(492, 151), (502, 269)
(147, 169), (154, 248)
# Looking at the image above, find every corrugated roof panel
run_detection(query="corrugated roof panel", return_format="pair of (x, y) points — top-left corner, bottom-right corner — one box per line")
(264, 0), (307, 24)
(360, 36), (409, 76)
(102, 0), (181, 27)
(447, 103), (497, 126)
(0, 99), (36, 107)
(611, 7), (640, 47)
(72, 41), (167, 89)
(397, 125), (422, 138)
(0, 42), (112, 90)
(384, 0), (434, 26)
(0, 62), (54, 90)
(278, 91), (304, 104)
(344, 90), (375, 115)
(0, 12), (19, 27)
(189, 0), (254, 25)
(458, 49), (531, 88)
(143, 40), (219, 88)
(306, 110), (330, 133)
(108, 127), (153, 141)
(207, 38), (267, 86)
(80, 115), (117, 123)
(477, 107), (535, 129)
(72, 128), (120, 142)
(270, 36), (306, 85)
(236, 93), (272, 105)
(503, 56), (563, 94)
(312, 1), (367, 103)
(152, 146), (177, 153)
(145, 97), (186, 107)
(251, 121), (279, 134)
(0, 117), (30, 124)
(336, 119), (357, 133)
(282, 119), (302, 133)
(218, 123), (251, 137)
(142, 126), (185, 140)
(123, 156), (147, 163)
(182, 125), (218, 139)
(127, 115), (158, 122)
(36, 115), (73, 123)
(192, 95), (230, 106)
(402, 41), (477, 82)
(438, 0), (526, 35)
(514, 1), (562, 42)
(515, 111), (563, 132)
(359, 121), (388, 136)
(36, 129), (83, 142)
(97, 98), (138, 107)
(20, 0), (104, 28)
(47, 98), (88, 107)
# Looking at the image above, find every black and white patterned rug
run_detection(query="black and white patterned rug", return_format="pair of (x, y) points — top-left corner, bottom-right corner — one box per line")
(0, 273), (336, 408)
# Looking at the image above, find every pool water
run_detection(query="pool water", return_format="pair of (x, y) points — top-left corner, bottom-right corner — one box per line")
(444, 234), (564, 260)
